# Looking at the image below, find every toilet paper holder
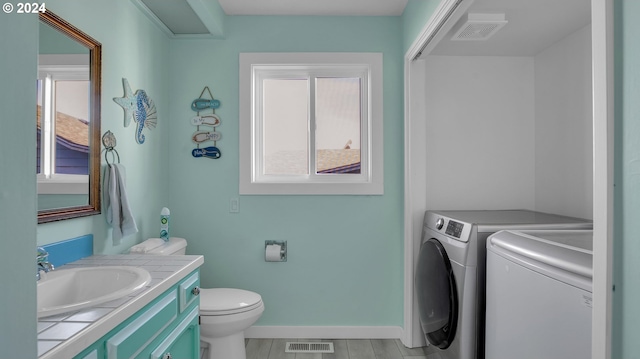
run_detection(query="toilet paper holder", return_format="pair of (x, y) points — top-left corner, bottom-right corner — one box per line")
(265, 240), (287, 262)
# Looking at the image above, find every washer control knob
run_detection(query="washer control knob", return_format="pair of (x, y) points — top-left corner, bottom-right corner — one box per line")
(435, 218), (445, 230)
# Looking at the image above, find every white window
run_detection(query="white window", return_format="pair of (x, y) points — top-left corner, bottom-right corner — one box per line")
(37, 54), (90, 195)
(240, 53), (383, 195)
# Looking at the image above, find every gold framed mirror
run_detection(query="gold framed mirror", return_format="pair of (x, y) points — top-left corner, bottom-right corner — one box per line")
(37, 10), (102, 223)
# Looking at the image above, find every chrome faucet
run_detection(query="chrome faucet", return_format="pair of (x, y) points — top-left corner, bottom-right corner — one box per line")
(36, 247), (54, 281)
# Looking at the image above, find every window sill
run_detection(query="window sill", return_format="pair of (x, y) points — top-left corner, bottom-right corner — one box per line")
(239, 181), (383, 195)
(37, 175), (88, 195)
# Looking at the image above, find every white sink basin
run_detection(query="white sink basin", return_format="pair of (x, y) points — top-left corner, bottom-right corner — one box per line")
(37, 266), (151, 318)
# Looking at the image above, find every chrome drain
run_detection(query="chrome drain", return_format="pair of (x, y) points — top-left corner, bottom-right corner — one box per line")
(285, 342), (334, 353)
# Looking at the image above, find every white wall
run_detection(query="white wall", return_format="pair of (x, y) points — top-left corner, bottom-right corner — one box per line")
(420, 25), (592, 219)
(534, 25), (593, 219)
(423, 56), (536, 210)
(406, 12), (594, 350)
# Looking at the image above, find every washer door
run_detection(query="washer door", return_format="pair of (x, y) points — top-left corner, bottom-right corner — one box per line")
(415, 238), (458, 349)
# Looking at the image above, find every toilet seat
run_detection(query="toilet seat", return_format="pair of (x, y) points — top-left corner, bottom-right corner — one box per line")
(200, 288), (263, 316)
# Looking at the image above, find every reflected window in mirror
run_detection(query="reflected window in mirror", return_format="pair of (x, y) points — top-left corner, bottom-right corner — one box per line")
(37, 54), (90, 210)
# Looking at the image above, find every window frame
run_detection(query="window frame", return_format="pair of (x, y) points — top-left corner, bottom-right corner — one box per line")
(239, 52), (383, 195)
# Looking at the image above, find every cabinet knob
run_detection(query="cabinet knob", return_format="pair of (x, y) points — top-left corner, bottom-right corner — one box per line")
(162, 353), (172, 359)
(191, 286), (201, 296)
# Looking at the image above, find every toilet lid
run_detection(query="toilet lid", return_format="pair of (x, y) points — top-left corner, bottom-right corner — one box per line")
(200, 288), (263, 315)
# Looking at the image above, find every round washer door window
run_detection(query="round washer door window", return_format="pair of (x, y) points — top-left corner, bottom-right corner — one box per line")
(414, 238), (458, 349)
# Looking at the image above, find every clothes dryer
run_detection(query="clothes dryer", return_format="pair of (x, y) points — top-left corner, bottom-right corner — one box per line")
(414, 210), (592, 359)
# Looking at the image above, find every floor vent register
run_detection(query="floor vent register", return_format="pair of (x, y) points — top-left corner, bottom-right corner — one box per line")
(285, 342), (335, 353)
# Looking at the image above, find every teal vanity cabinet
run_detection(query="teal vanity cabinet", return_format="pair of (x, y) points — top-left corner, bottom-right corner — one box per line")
(74, 270), (201, 359)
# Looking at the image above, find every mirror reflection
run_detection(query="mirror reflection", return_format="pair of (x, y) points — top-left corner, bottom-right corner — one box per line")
(37, 27), (90, 210)
(37, 11), (101, 223)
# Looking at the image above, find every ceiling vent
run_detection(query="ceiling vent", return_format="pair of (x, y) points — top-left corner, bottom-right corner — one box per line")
(451, 13), (508, 41)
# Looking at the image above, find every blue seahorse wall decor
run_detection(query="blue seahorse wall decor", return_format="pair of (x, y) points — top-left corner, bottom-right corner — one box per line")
(113, 78), (157, 144)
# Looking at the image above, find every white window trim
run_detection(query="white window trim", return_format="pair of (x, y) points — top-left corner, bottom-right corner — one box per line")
(37, 54), (90, 195)
(239, 52), (384, 195)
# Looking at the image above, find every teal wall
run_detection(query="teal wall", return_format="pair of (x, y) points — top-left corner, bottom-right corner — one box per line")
(27, 2), (414, 332)
(401, 0), (441, 55)
(613, 0), (640, 356)
(168, 15), (405, 326)
(0, 2), (440, 353)
(38, 194), (87, 211)
(39, 21), (88, 54)
(0, 10), (38, 358)
(37, 0), (171, 255)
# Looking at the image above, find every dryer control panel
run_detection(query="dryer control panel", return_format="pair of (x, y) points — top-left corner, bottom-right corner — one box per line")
(424, 211), (473, 243)
(445, 221), (464, 238)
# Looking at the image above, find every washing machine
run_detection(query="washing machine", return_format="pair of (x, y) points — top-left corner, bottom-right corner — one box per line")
(485, 229), (593, 359)
(414, 210), (592, 359)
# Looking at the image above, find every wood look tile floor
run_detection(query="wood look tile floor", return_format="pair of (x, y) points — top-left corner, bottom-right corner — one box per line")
(241, 339), (442, 359)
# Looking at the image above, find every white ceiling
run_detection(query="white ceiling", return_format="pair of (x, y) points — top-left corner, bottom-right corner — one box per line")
(217, 0), (409, 16)
(431, 0), (591, 56)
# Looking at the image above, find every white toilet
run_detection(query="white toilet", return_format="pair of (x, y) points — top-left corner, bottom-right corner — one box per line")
(131, 237), (264, 359)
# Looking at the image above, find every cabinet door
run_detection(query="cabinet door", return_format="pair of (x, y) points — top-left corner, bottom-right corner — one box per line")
(107, 291), (178, 359)
(179, 272), (200, 313)
(150, 307), (200, 359)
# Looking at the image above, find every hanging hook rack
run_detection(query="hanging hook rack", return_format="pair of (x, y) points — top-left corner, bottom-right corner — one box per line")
(101, 130), (120, 165)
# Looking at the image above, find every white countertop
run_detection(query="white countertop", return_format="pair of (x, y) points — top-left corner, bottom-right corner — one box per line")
(38, 254), (204, 359)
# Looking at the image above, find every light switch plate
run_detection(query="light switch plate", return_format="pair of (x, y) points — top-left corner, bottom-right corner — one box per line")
(230, 198), (239, 213)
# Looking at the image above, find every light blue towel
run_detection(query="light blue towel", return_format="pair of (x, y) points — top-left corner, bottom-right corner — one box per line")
(104, 163), (138, 244)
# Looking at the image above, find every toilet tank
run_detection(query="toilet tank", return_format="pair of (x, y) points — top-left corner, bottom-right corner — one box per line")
(147, 237), (187, 255)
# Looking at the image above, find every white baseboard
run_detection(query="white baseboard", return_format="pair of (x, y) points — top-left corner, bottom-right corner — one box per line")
(245, 326), (403, 340)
